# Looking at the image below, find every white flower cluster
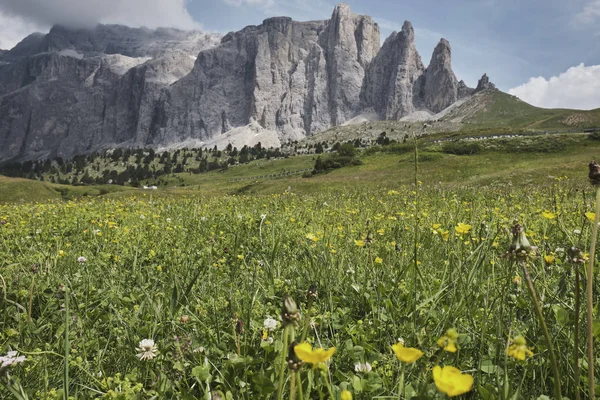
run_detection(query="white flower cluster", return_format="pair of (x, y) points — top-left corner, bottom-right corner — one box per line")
(354, 362), (372, 373)
(263, 317), (277, 331)
(136, 339), (158, 361)
(0, 351), (26, 369)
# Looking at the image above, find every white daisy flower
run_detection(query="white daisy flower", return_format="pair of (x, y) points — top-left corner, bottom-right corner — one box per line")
(77, 256), (87, 263)
(136, 339), (158, 361)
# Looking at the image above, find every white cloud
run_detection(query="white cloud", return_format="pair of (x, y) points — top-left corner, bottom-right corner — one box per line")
(0, 13), (48, 50)
(508, 63), (600, 110)
(0, 0), (200, 32)
(576, 0), (600, 24)
(223, 0), (276, 7)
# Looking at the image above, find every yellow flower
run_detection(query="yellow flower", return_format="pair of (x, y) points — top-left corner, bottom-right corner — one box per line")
(354, 240), (365, 247)
(437, 328), (459, 353)
(513, 275), (522, 286)
(586, 212), (596, 222)
(432, 366), (473, 397)
(541, 211), (556, 220)
(432, 223), (441, 230)
(441, 230), (450, 241)
(294, 342), (336, 365)
(306, 233), (319, 242)
(391, 342), (423, 363)
(507, 336), (534, 361)
(375, 257), (383, 264)
(455, 223), (472, 235)
(544, 255), (555, 265)
(341, 390), (352, 400)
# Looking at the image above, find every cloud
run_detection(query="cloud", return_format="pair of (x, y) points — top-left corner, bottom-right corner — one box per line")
(0, 13), (48, 50)
(223, 0), (276, 7)
(0, 0), (200, 31)
(576, 0), (600, 24)
(508, 63), (600, 110)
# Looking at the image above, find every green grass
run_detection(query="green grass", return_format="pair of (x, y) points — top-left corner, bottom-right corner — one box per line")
(2, 132), (600, 398)
(1, 168), (599, 398)
(0, 175), (132, 203)
(3, 133), (600, 203)
(457, 91), (600, 130)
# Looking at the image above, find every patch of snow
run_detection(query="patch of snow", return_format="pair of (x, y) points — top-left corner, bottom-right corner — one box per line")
(58, 49), (84, 60)
(102, 54), (152, 75)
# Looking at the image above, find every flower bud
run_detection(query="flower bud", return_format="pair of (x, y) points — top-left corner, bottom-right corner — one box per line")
(307, 284), (318, 299)
(568, 246), (585, 264)
(508, 223), (536, 260)
(282, 295), (300, 326)
(287, 340), (303, 371)
(589, 161), (600, 186)
(283, 296), (298, 314)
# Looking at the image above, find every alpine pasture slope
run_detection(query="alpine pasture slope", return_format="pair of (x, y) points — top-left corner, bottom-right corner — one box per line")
(1, 130), (600, 399)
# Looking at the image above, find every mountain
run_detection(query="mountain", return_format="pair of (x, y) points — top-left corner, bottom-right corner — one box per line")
(0, 3), (490, 162)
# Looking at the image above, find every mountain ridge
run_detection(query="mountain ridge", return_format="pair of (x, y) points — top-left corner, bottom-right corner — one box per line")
(0, 2), (491, 162)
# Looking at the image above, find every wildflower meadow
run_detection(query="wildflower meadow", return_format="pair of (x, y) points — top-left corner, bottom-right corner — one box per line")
(0, 171), (599, 399)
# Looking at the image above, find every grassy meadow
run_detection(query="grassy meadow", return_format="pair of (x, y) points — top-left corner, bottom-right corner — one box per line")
(1, 133), (600, 398)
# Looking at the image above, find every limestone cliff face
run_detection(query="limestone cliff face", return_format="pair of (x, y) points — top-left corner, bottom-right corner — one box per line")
(155, 4), (380, 146)
(421, 39), (458, 113)
(0, 2), (491, 162)
(361, 21), (424, 120)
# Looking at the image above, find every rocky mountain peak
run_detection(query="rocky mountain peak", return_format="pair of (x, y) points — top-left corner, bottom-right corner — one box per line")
(0, 2), (489, 162)
(401, 20), (415, 39)
(476, 73), (496, 91)
(420, 38), (458, 112)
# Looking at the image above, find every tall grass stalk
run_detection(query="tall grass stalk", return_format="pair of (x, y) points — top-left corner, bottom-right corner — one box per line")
(520, 262), (562, 398)
(573, 266), (581, 400)
(63, 287), (70, 399)
(585, 185), (600, 398)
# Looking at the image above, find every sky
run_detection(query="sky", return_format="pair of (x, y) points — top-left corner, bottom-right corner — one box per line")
(0, 0), (599, 110)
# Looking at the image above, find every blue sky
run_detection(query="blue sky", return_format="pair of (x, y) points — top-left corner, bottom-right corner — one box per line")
(1, 0), (600, 109)
(185, 0), (597, 91)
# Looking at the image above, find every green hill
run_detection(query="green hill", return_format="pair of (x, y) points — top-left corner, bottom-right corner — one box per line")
(0, 175), (131, 203)
(443, 90), (600, 131)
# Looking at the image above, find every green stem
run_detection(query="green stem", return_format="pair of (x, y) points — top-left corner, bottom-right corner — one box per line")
(290, 371), (296, 400)
(397, 362), (405, 400)
(521, 262), (562, 399)
(277, 326), (290, 400)
(296, 372), (304, 400)
(64, 287), (70, 400)
(586, 185), (600, 399)
(322, 368), (334, 399)
(574, 266), (581, 400)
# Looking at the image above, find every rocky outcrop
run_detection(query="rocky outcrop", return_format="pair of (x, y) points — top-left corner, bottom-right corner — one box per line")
(457, 80), (474, 99)
(155, 4), (381, 146)
(476, 73), (496, 91)
(0, 2), (490, 162)
(421, 39), (458, 113)
(362, 21), (424, 120)
(3, 25), (220, 61)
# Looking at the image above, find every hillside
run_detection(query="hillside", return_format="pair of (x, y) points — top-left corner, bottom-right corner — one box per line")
(443, 90), (600, 130)
(300, 89), (600, 146)
(0, 175), (130, 203)
(2, 132), (599, 202)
